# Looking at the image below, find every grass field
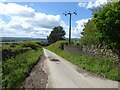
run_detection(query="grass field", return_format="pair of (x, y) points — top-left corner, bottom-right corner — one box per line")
(2, 41), (42, 88)
(2, 41), (41, 50)
(46, 41), (120, 81)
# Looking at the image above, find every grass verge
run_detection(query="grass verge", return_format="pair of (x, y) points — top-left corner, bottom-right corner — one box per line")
(46, 41), (120, 81)
(0, 61), (2, 89)
(2, 48), (42, 88)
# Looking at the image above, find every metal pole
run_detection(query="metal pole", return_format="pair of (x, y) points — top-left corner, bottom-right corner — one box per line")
(63, 11), (77, 44)
(69, 14), (71, 44)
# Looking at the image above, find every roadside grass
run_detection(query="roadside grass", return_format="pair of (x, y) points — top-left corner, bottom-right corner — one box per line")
(46, 41), (120, 81)
(0, 61), (2, 88)
(2, 48), (43, 88)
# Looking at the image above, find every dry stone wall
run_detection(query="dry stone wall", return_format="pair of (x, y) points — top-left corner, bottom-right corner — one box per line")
(64, 44), (119, 62)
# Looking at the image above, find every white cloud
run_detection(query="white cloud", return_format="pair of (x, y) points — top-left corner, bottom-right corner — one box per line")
(0, 18), (6, 31)
(59, 18), (90, 39)
(27, 13), (61, 29)
(1, 2), (89, 39)
(75, 18), (90, 38)
(59, 20), (69, 38)
(0, 18), (6, 37)
(78, 2), (87, 8)
(87, 0), (107, 9)
(0, 3), (35, 17)
(78, 0), (107, 9)
(0, 3), (65, 38)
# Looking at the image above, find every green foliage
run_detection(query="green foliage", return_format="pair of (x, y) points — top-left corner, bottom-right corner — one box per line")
(2, 42), (22, 50)
(21, 41), (40, 49)
(47, 41), (120, 81)
(47, 26), (66, 44)
(80, 1), (120, 50)
(2, 48), (42, 88)
(80, 20), (100, 45)
(94, 1), (120, 49)
(0, 61), (2, 87)
(40, 41), (49, 46)
(2, 41), (41, 50)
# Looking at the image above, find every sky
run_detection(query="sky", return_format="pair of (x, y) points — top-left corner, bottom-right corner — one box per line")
(0, 0), (108, 38)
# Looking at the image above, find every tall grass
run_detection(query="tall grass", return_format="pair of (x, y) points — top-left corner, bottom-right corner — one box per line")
(47, 41), (120, 81)
(2, 48), (42, 88)
(0, 61), (2, 88)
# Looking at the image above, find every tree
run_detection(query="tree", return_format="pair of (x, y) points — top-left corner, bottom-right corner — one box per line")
(80, 20), (100, 45)
(47, 26), (66, 44)
(94, 1), (120, 62)
(94, 1), (120, 49)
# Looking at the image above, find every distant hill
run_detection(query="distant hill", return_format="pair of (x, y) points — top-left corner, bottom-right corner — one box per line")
(1, 37), (47, 42)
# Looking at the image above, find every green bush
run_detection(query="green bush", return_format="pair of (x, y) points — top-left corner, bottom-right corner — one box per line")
(2, 42), (22, 50)
(36, 41), (41, 46)
(10, 43), (16, 48)
(21, 41), (40, 50)
(80, 20), (100, 46)
(40, 41), (49, 46)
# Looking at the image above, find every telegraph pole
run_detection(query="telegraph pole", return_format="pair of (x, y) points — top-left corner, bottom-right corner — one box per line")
(63, 11), (77, 44)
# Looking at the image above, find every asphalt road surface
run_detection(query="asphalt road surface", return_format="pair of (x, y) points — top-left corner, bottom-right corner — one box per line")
(43, 48), (119, 88)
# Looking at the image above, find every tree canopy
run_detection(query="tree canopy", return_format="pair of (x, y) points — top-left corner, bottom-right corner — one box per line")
(94, 1), (120, 49)
(80, 1), (120, 50)
(79, 1), (120, 62)
(80, 20), (99, 45)
(47, 26), (66, 44)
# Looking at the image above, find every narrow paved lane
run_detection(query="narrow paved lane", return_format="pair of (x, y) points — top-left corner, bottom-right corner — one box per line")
(43, 48), (118, 88)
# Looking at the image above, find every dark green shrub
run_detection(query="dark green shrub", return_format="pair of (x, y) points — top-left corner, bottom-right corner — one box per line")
(64, 42), (69, 45)
(36, 41), (41, 46)
(21, 42), (40, 50)
(40, 41), (49, 46)
(59, 43), (64, 50)
(10, 43), (16, 48)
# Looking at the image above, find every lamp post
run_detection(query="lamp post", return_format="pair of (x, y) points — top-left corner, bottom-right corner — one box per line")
(63, 11), (77, 44)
